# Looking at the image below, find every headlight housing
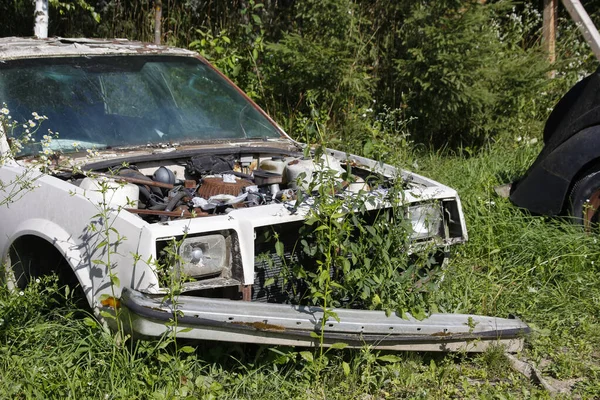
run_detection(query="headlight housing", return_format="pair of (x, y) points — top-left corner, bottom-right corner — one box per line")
(179, 234), (231, 278)
(407, 203), (443, 240)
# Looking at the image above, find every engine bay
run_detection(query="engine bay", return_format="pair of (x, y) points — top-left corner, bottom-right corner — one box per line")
(74, 151), (388, 223)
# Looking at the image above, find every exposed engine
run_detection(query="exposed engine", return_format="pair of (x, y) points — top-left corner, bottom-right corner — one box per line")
(78, 153), (373, 222)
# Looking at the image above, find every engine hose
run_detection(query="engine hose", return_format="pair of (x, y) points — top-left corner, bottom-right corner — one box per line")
(148, 203), (168, 210)
(160, 191), (188, 222)
(138, 185), (164, 207)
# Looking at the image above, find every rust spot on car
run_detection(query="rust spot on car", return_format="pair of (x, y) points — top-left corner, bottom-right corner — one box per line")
(431, 331), (452, 337)
(231, 321), (286, 332)
(101, 296), (121, 309)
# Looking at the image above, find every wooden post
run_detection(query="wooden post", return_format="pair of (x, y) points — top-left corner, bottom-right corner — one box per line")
(543, 0), (557, 64)
(154, 0), (162, 45)
(561, 0), (600, 61)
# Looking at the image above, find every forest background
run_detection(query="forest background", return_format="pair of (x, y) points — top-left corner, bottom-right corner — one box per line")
(2, 0), (598, 154)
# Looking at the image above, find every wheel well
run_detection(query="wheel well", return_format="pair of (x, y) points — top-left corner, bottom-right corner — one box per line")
(9, 235), (79, 290)
(563, 157), (600, 213)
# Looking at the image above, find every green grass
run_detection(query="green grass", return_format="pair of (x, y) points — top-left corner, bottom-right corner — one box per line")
(1, 135), (599, 398)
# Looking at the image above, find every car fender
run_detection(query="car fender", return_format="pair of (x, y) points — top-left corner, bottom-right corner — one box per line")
(510, 125), (600, 215)
(1, 218), (95, 304)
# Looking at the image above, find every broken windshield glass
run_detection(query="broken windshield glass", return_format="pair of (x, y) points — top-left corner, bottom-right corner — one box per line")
(0, 55), (282, 156)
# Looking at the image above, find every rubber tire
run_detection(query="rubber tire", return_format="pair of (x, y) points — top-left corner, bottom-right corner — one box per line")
(569, 169), (600, 229)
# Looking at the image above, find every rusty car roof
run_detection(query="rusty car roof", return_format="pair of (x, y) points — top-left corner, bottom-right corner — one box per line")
(0, 37), (196, 60)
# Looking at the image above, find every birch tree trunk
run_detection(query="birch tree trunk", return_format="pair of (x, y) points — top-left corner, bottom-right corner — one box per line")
(154, 0), (162, 45)
(34, 0), (49, 39)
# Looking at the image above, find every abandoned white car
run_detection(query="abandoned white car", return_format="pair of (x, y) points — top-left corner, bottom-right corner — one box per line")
(0, 37), (528, 351)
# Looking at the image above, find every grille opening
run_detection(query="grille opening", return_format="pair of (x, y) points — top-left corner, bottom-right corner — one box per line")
(183, 285), (242, 300)
(250, 213), (447, 305)
(253, 222), (309, 303)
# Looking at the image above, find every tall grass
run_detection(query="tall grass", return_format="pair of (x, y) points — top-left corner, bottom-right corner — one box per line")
(1, 139), (599, 398)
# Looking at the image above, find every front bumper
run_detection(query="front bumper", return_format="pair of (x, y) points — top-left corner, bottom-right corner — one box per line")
(120, 288), (529, 352)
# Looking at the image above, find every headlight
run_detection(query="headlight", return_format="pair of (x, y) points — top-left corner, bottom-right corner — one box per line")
(179, 234), (230, 278)
(407, 203), (443, 240)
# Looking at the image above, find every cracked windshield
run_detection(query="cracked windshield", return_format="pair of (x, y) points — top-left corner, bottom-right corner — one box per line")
(0, 55), (281, 156)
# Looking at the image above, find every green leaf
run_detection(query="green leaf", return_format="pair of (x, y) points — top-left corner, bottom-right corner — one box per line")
(313, 225), (328, 232)
(342, 361), (350, 376)
(264, 277), (275, 286)
(372, 293), (381, 306)
(329, 342), (348, 350)
(180, 346), (195, 354)
(300, 351), (314, 363)
(252, 14), (262, 25)
(83, 317), (98, 328)
(377, 355), (401, 363)
(275, 241), (285, 257)
(99, 310), (114, 320)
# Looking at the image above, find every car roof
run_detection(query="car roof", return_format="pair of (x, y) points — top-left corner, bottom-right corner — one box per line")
(0, 37), (196, 60)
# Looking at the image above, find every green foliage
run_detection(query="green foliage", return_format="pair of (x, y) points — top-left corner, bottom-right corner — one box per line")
(49, 0), (100, 23)
(393, 1), (550, 146)
(292, 146), (440, 317)
(261, 0), (374, 137)
(189, 1), (267, 101)
(2, 0), (595, 149)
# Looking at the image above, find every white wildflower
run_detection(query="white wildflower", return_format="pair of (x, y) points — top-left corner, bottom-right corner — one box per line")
(28, 120), (36, 127)
(19, 291), (24, 296)
(0, 107), (8, 115)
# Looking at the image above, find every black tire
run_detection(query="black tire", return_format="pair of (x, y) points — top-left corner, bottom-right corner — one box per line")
(569, 169), (600, 230)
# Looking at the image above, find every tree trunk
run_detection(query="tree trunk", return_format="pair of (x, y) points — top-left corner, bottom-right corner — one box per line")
(34, 0), (49, 39)
(154, 0), (162, 45)
(543, 0), (557, 64)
